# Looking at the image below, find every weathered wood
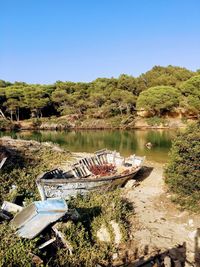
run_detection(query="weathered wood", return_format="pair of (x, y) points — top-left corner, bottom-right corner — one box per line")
(0, 210), (12, 220)
(52, 223), (73, 255)
(36, 150), (145, 200)
(0, 157), (7, 169)
(38, 238), (56, 249)
(0, 109), (6, 119)
(1, 201), (23, 213)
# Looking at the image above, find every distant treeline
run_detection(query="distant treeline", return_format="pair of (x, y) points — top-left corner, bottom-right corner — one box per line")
(0, 65), (199, 121)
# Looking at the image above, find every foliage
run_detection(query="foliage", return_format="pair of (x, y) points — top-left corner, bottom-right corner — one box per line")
(136, 86), (181, 116)
(165, 122), (200, 211)
(54, 191), (132, 266)
(0, 139), (71, 203)
(0, 65), (199, 124)
(0, 118), (11, 130)
(137, 65), (194, 92)
(0, 223), (39, 267)
(31, 118), (42, 128)
(146, 116), (169, 126)
(0, 139), (71, 266)
(179, 75), (200, 115)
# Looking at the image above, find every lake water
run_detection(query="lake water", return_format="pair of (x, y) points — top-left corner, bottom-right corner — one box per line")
(0, 129), (179, 163)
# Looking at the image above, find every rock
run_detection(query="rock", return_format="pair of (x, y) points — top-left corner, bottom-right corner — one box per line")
(164, 256), (171, 267)
(168, 247), (186, 262)
(188, 230), (197, 240)
(125, 179), (137, 189)
(112, 253), (118, 260)
(110, 220), (122, 245)
(97, 225), (111, 242)
(188, 219), (194, 227)
(174, 260), (182, 267)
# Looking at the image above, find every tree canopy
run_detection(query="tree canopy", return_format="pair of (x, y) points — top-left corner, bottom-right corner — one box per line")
(179, 75), (200, 115)
(136, 86), (181, 116)
(0, 65), (199, 122)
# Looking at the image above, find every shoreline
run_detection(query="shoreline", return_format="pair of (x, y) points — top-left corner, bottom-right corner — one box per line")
(0, 115), (195, 131)
(0, 124), (186, 131)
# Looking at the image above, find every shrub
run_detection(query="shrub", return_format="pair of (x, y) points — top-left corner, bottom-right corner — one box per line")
(0, 223), (39, 267)
(136, 86), (181, 116)
(146, 116), (168, 126)
(31, 118), (42, 128)
(165, 122), (200, 211)
(0, 118), (20, 131)
(54, 190), (132, 266)
(179, 75), (200, 115)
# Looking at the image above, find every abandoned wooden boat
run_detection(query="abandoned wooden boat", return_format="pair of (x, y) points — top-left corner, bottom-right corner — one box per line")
(37, 149), (145, 200)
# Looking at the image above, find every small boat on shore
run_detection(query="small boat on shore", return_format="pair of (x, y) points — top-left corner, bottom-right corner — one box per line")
(37, 149), (145, 200)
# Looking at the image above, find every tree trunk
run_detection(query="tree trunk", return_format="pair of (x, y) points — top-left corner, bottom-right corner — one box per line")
(119, 105), (123, 115)
(16, 108), (20, 122)
(10, 110), (13, 122)
(0, 109), (6, 119)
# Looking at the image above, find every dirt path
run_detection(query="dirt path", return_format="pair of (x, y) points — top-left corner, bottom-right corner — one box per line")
(125, 161), (200, 265)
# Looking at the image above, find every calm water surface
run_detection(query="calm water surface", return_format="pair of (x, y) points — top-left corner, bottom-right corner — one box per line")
(0, 129), (179, 163)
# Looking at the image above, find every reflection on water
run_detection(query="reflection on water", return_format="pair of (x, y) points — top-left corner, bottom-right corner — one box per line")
(0, 129), (179, 163)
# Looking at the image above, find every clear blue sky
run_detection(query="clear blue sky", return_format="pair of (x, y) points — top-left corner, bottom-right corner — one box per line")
(1, 0), (200, 84)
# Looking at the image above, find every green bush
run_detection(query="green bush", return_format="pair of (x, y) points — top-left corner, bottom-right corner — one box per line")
(136, 86), (181, 116)
(165, 122), (200, 211)
(179, 75), (200, 115)
(146, 116), (168, 126)
(54, 191), (132, 266)
(0, 223), (39, 267)
(0, 118), (20, 131)
(31, 118), (42, 128)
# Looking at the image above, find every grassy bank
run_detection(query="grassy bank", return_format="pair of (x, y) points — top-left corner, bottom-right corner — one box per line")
(0, 138), (132, 266)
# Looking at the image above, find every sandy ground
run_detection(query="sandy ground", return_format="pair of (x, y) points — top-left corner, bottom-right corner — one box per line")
(124, 161), (200, 265)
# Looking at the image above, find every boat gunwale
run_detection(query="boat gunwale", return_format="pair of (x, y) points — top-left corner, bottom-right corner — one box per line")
(38, 166), (141, 184)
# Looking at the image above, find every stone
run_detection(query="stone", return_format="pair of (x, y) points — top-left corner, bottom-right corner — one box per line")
(125, 179), (137, 189)
(112, 253), (118, 260)
(110, 220), (122, 245)
(188, 219), (194, 227)
(174, 260), (182, 267)
(164, 256), (171, 267)
(188, 230), (197, 240)
(97, 225), (111, 242)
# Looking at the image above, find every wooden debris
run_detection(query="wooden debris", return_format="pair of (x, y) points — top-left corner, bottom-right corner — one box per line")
(1, 201), (23, 213)
(38, 237), (56, 249)
(52, 223), (73, 255)
(0, 209), (12, 221)
(0, 157), (7, 169)
(29, 253), (43, 265)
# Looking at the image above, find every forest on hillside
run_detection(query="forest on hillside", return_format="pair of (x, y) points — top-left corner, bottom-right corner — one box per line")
(0, 65), (200, 123)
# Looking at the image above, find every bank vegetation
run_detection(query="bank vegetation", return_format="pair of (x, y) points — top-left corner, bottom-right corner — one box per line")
(0, 65), (199, 130)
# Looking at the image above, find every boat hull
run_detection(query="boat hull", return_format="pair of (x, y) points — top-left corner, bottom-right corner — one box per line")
(37, 169), (140, 200)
